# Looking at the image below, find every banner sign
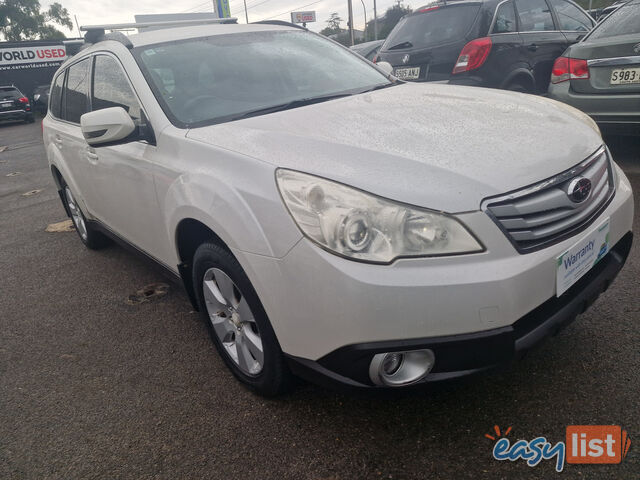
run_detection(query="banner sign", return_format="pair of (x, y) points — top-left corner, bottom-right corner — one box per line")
(0, 45), (67, 70)
(216, 0), (231, 18)
(290, 11), (316, 23)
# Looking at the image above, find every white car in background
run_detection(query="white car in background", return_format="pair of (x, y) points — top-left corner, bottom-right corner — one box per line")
(43, 20), (634, 395)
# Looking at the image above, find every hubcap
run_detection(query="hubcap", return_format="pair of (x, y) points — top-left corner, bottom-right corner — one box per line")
(202, 268), (264, 376)
(64, 187), (87, 241)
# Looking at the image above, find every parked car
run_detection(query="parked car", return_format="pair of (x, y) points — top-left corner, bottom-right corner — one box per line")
(548, 0), (640, 134)
(375, 0), (595, 93)
(43, 20), (633, 395)
(589, 0), (628, 21)
(0, 85), (35, 123)
(32, 84), (50, 113)
(350, 39), (385, 61)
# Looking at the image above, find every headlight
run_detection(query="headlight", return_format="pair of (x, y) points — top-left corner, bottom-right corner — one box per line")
(276, 169), (484, 263)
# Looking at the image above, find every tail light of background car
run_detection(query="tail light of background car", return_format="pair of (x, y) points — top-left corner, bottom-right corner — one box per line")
(452, 37), (492, 75)
(18, 97), (29, 104)
(551, 57), (589, 84)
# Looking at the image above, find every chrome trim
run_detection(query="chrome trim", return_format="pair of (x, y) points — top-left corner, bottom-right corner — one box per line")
(482, 146), (615, 253)
(587, 56), (640, 67)
(0, 109), (26, 114)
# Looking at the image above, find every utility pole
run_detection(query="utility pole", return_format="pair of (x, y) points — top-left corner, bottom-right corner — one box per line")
(360, 0), (367, 40)
(348, 0), (355, 46)
(373, 0), (377, 40)
(243, 0), (249, 23)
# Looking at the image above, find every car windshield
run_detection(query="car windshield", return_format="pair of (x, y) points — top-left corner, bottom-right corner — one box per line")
(382, 5), (480, 51)
(587, 1), (640, 39)
(134, 30), (391, 127)
(0, 87), (21, 101)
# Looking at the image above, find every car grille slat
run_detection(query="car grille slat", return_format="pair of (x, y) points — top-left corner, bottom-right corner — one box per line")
(484, 148), (615, 253)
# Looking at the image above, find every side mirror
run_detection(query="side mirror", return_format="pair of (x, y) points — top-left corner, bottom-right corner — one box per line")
(376, 61), (394, 76)
(80, 107), (136, 146)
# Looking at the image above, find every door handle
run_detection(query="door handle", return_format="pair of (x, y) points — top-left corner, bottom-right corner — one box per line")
(54, 134), (62, 145)
(527, 43), (539, 52)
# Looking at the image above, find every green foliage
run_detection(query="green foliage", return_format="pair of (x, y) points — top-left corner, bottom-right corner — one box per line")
(0, 0), (72, 41)
(320, 12), (343, 36)
(364, 2), (412, 41)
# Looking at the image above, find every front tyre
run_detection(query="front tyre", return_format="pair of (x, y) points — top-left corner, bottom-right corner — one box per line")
(193, 242), (291, 396)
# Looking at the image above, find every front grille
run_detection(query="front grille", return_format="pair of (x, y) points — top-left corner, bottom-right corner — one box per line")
(484, 147), (615, 253)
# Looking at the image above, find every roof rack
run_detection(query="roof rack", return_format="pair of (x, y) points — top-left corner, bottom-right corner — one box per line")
(80, 18), (238, 49)
(80, 18), (238, 33)
(251, 20), (307, 30)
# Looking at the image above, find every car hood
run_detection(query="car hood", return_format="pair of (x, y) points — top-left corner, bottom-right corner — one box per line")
(186, 83), (602, 212)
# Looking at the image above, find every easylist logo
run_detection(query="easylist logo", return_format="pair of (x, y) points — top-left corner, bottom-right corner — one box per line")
(566, 425), (631, 464)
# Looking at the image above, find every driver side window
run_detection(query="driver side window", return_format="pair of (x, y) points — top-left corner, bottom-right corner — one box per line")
(92, 55), (144, 127)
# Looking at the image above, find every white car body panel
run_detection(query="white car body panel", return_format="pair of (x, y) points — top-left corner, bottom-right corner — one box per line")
(187, 82), (603, 212)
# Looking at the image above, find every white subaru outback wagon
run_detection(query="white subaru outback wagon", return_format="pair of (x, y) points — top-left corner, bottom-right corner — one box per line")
(43, 20), (634, 395)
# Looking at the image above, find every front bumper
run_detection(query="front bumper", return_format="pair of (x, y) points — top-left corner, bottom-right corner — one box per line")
(233, 163), (634, 388)
(286, 232), (632, 388)
(548, 83), (640, 135)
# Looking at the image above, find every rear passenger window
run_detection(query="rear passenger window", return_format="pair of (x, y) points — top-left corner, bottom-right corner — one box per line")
(548, 0), (593, 31)
(49, 72), (65, 118)
(92, 55), (142, 125)
(515, 0), (556, 31)
(64, 59), (91, 123)
(493, 2), (517, 33)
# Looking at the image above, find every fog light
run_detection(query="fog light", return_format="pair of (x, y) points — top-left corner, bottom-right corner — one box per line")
(382, 352), (403, 375)
(369, 349), (435, 387)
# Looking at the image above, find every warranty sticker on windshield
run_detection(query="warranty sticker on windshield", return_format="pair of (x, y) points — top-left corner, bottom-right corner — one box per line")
(556, 218), (610, 297)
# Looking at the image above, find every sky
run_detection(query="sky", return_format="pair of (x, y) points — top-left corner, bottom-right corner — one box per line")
(51, 0), (413, 37)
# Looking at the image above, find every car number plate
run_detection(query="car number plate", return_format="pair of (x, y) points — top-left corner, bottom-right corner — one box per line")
(556, 218), (610, 296)
(610, 67), (640, 85)
(394, 67), (420, 80)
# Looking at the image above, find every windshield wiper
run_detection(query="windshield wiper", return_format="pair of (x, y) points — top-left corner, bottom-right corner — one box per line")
(230, 93), (355, 121)
(387, 41), (413, 50)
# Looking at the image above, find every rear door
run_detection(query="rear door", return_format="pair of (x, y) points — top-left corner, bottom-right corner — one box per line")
(569, 3), (640, 95)
(486, 1), (525, 86)
(56, 57), (94, 208)
(547, 0), (595, 45)
(515, 0), (567, 92)
(378, 4), (482, 81)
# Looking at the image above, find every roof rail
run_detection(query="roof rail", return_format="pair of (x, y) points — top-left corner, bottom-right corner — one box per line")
(79, 18), (238, 33)
(251, 20), (307, 30)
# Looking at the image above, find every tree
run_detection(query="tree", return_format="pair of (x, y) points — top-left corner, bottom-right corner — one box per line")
(364, 2), (412, 41)
(0, 0), (73, 41)
(320, 12), (343, 36)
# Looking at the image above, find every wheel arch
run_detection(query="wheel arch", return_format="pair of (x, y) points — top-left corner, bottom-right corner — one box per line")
(174, 216), (234, 311)
(501, 68), (536, 92)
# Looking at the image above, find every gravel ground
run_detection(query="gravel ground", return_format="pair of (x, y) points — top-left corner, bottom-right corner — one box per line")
(0, 120), (638, 480)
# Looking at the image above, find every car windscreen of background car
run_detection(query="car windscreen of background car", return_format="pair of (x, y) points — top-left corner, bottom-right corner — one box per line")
(383, 5), (480, 50)
(587, 1), (640, 39)
(135, 30), (390, 127)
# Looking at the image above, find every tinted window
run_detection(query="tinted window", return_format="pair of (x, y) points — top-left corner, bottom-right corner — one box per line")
(49, 72), (65, 118)
(493, 2), (518, 33)
(64, 59), (91, 123)
(135, 30), (390, 127)
(0, 87), (21, 100)
(549, 0), (592, 31)
(92, 55), (142, 125)
(515, 0), (556, 31)
(384, 5), (481, 50)
(588, 2), (640, 40)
